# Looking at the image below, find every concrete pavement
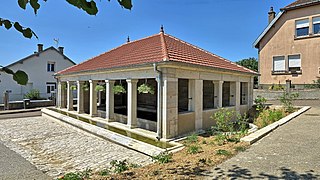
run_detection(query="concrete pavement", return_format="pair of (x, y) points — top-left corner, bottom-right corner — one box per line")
(206, 107), (320, 179)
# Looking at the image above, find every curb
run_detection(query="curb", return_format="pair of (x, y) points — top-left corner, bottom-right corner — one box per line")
(240, 106), (311, 144)
(0, 108), (42, 115)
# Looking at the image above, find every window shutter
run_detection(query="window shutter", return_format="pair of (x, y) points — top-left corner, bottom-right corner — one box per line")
(296, 19), (309, 28)
(273, 56), (285, 71)
(289, 55), (301, 67)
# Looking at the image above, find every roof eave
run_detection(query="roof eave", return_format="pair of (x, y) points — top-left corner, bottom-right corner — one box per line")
(281, 1), (320, 11)
(253, 11), (284, 48)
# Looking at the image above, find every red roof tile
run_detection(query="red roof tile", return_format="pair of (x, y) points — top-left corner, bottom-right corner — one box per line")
(58, 33), (256, 75)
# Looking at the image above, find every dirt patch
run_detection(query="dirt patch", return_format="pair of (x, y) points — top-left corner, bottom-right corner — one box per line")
(90, 135), (249, 180)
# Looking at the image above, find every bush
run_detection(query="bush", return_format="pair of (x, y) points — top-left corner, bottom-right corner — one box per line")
(254, 109), (285, 128)
(152, 151), (173, 164)
(24, 89), (41, 100)
(185, 133), (198, 144)
(279, 92), (299, 113)
(254, 95), (267, 112)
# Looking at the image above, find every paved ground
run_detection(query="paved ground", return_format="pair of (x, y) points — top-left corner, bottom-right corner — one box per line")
(0, 111), (41, 120)
(206, 107), (320, 179)
(0, 115), (152, 178)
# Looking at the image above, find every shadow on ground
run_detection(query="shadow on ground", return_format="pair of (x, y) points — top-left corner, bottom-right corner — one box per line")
(209, 165), (319, 180)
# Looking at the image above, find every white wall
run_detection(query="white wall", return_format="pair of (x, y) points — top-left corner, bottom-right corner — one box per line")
(0, 49), (75, 103)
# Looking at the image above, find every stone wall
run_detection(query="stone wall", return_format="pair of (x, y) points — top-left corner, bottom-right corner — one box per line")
(253, 89), (320, 100)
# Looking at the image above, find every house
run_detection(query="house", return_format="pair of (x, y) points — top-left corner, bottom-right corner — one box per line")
(254, 0), (320, 89)
(0, 44), (76, 103)
(55, 28), (256, 140)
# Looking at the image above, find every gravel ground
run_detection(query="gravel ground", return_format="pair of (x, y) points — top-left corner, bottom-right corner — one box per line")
(0, 116), (152, 178)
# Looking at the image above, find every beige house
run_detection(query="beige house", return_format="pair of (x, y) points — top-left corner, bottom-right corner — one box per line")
(56, 29), (256, 140)
(254, 0), (320, 88)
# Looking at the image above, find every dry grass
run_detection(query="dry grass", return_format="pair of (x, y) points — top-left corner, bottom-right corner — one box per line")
(90, 134), (249, 180)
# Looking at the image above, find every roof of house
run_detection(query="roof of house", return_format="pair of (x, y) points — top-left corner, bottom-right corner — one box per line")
(57, 32), (257, 75)
(5, 47), (76, 68)
(253, 0), (320, 48)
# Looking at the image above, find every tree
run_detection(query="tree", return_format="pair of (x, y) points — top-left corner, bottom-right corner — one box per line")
(0, 0), (132, 85)
(236, 57), (258, 87)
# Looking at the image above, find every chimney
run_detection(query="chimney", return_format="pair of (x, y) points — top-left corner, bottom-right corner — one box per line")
(268, 7), (276, 24)
(58, 47), (64, 54)
(37, 44), (43, 52)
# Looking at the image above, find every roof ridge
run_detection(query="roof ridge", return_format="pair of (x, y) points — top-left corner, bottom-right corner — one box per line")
(57, 33), (160, 74)
(164, 34), (256, 74)
(160, 32), (169, 61)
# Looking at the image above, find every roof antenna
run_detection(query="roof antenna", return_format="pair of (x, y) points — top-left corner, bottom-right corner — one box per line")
(53, 38), (59, 48)
(127, 36), (130, 43)
(160, 25), (164, 33)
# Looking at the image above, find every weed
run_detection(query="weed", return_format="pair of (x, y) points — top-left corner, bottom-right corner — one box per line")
(98, 168), (110, 176)
(80, 167), (92, 179)
(187, 144), (202, 154)
(152, 151), (173, 164)
(186, 133), (198, 144)
(214, 133), (227, 146)
(59, 172), (82, 180)
(279, 92), (299, 113)
(254, 109), (285, 128)
(234, 146), (246, 152)
(216, 149), (231, 156)
(202, 139), (207, 144)
(254, 95), (267, 112)
(110, 159), (129, 173)
(129, 163), (141, 168)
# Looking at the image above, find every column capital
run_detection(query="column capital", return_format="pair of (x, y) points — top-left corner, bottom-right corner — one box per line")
(105, 79), (115, 84)
(89, 80), (98, 83)
(212, 80), (223, 84)
(126, 79), (139, 83)
(77, 80), (85, 85)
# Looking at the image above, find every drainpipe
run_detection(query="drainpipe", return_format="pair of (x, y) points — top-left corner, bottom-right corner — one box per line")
(154, 63), (162, 140)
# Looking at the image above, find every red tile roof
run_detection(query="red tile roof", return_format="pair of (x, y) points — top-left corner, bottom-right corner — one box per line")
(58, 32), (257, 75)
(282, 0), (320, 10)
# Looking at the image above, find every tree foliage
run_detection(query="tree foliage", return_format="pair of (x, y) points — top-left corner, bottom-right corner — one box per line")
(0, 0), (132, 86)
(236, 57), (258, 72)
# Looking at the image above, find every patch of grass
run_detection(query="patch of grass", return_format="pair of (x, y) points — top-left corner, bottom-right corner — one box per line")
(187, 144), (202, 154)
(216, 149), (231, 156)
(98, 168), (110, 176)
(152, 151), (173, 164)
(110, 159), (129, 173)
(129, 163), (141, 168)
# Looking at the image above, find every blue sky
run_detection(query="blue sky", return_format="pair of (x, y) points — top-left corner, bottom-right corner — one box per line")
(1, 0), (293, 66)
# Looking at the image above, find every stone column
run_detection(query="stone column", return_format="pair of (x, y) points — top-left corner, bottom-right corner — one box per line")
(236, 81), (241, 112)
(67, 81), (74, 111)
(127, 79), (138, 128)
(194, 79), (203, 131)
(58, 81), (67, 108)
(162, 77), (178, 139)
(89, 80), (98, 117)
(105, 80), (115, 122)
(218, 81), (223, 108)
(213, 81), (219, 108)
(77, 81), (84, 113)
(248, 78), (254, 108)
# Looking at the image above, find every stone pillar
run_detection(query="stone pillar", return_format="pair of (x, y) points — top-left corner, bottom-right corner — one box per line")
(194, 79), (203, 131)
(248, 78), (254, 108)
(213, 81), (219, 108)
(217, 81), (223, 108)
(67, 81), (74, 111)
(105, 80), (115, 122)
(89, 80), (98, 117)
(230, 82), (236, 106)
(127, 79), (138, 128)
(58, 81), (67, 108)
(162, 77), (178, 139)
(77, 81), (84, 113)
(236, 81), (241, 112)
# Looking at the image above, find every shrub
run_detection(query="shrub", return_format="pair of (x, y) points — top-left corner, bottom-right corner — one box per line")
(185, 133), (198, 144)
(24, 89), (41, 100)
(186, 144), (202, 154)
(214, 133), (228, 146)
(268, 84), (284, 91)
(110, 159), (129, 173)
(211, 108), (236, 132)
(254, 95), (267, 112)
(279, 92), (299, 113)
(152, 151), (173, 164)
(254, 109), (285, 128)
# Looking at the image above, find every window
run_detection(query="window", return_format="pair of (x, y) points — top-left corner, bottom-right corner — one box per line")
(296, 19), (309, 37)
(47, 62), (55, 72)
(288, 55), (301, 72)
(273, 56), (285, 72)
(313, 17), (320, 34)
(46, 83), (56, 93)
(203, 80), (214, 110)
(178, 79), (189, 112)
(240, 82), (248, 105)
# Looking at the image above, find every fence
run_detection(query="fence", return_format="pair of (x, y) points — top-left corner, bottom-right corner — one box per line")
(253, 89), (320, 100)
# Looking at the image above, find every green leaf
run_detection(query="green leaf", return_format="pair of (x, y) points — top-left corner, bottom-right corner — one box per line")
(14, 22), (23, 32)
(30, 0), (40, 14)
(117, 0), (132, 9)
(23, 28), (32, 38)
(13, 70), (29, 85)
(18, 0), (28, 10)
(3, 20), (12, 29)
(2, 67), (14, 75)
